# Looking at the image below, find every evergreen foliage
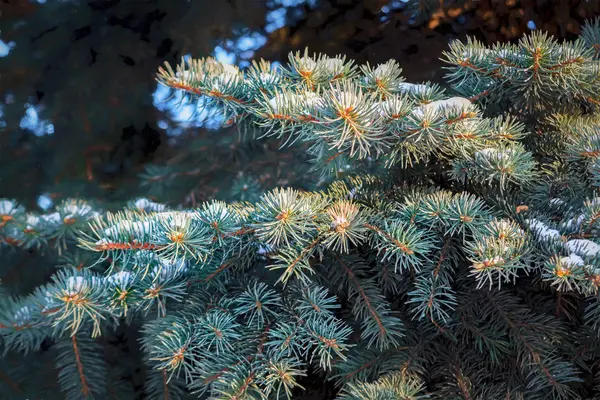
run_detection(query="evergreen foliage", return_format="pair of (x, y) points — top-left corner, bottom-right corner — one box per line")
(6, 17), (600, 400)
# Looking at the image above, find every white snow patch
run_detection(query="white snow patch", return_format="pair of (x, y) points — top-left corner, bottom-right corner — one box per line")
(566, 239), (600, 257)
(397, 82), (428, 94)
(106, 271), (133, 287)
(65, 276), (87, 294)
(422, 97), (471, 113)
(26, 215), (40, 229)
(221, 64), (239, 76)
(527, 219), (561, 240)
(13, 306), (33, 325)
(42, 212), (61, 224)
(298, 56), (317, 71)
(104, 220), (153, 239)
(0, 199), (16, 215)
(324, 57), (344, 71)
(560, 254), (585, 267)
(63, 203), (93, 219)
(475, 148), (513, 161)
(563, 214), (586, 230)
(134, 198), (166, 212)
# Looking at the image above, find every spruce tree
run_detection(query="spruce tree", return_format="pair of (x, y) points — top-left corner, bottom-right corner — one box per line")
(5, 17), (600, 400)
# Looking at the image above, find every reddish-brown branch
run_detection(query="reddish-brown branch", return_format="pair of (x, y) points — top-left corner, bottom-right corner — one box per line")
(587, 97), (600, 106)
(203, 262), (232, 283)
(202, 359), (245, 385)
(494, 57), (518, 68)
(580, 150), (600, 158)
(487, 293), (558, 388)
(445, 111), (474, 125)
(458, 59), (488, 74)
(224, 227), (255, 238)
(336, 255), (387, 338)
(469, 90), (490, 102)
(343, 359), (377, 381)
(256, 325), (270, 355)
(162, 370), (170, 400)
(166, 81), (203, 96)
(72, 335), (90, 397)
(165, 81), (251, 106)
(341, 346), (409, 381)
(0, 322), (35, 331)
(460, 315), (493, 348)
(548, 57), (584, 70)
(532, 47), (541, 80)
(93, 241), (164, 252)
(400, 357), (412, 376)
(0, 369), (22, 394)
(364, 223), (414, 255)
(584, 212), (600, 235)
(458, 59), (505, 79)
(325, 151), (345, 165)
(433, 240), (450, 278)
(428, 314), (446, 333)
(202, 326), (270, 386)
(81, 145), (112, 182)
(281, 236), (322, 281)
(425, 241), (451, 333)
(85, 158), (94, 181)
(231, 373), (255, 400)
(455, 371), (472, 400)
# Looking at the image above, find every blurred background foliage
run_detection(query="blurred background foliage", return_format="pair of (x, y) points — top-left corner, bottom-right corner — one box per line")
(0, 0), (599, 210)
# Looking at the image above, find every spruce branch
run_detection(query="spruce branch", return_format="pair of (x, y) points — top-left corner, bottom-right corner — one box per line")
(8, 18), (600, 399)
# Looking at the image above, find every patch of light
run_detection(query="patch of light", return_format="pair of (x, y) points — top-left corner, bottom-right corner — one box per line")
(265, 8), (287, 33)
(211, 0), (320, 67)
(152, 84), (223, 136)
(0, 39), (15, 58)
(237, 32), (267, 52)
(20, 104), (54, 136)
(272, 0), (318, 6)
(213, 31), (267, 69)
(380, 1), (404, 22)
(265, 0), (318, 33)
(37, 193), (53, 210)
(153, 0), (317, 136)
(0, 105), (5, 129)
(527, 20), (536, 30)
(214, 46), (236, 65)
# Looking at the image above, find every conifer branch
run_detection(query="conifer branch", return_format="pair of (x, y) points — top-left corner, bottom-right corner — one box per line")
(6, 17), (600, 399)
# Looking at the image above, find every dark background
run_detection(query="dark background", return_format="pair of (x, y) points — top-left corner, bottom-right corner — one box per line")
(0, 0), (598, 208)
